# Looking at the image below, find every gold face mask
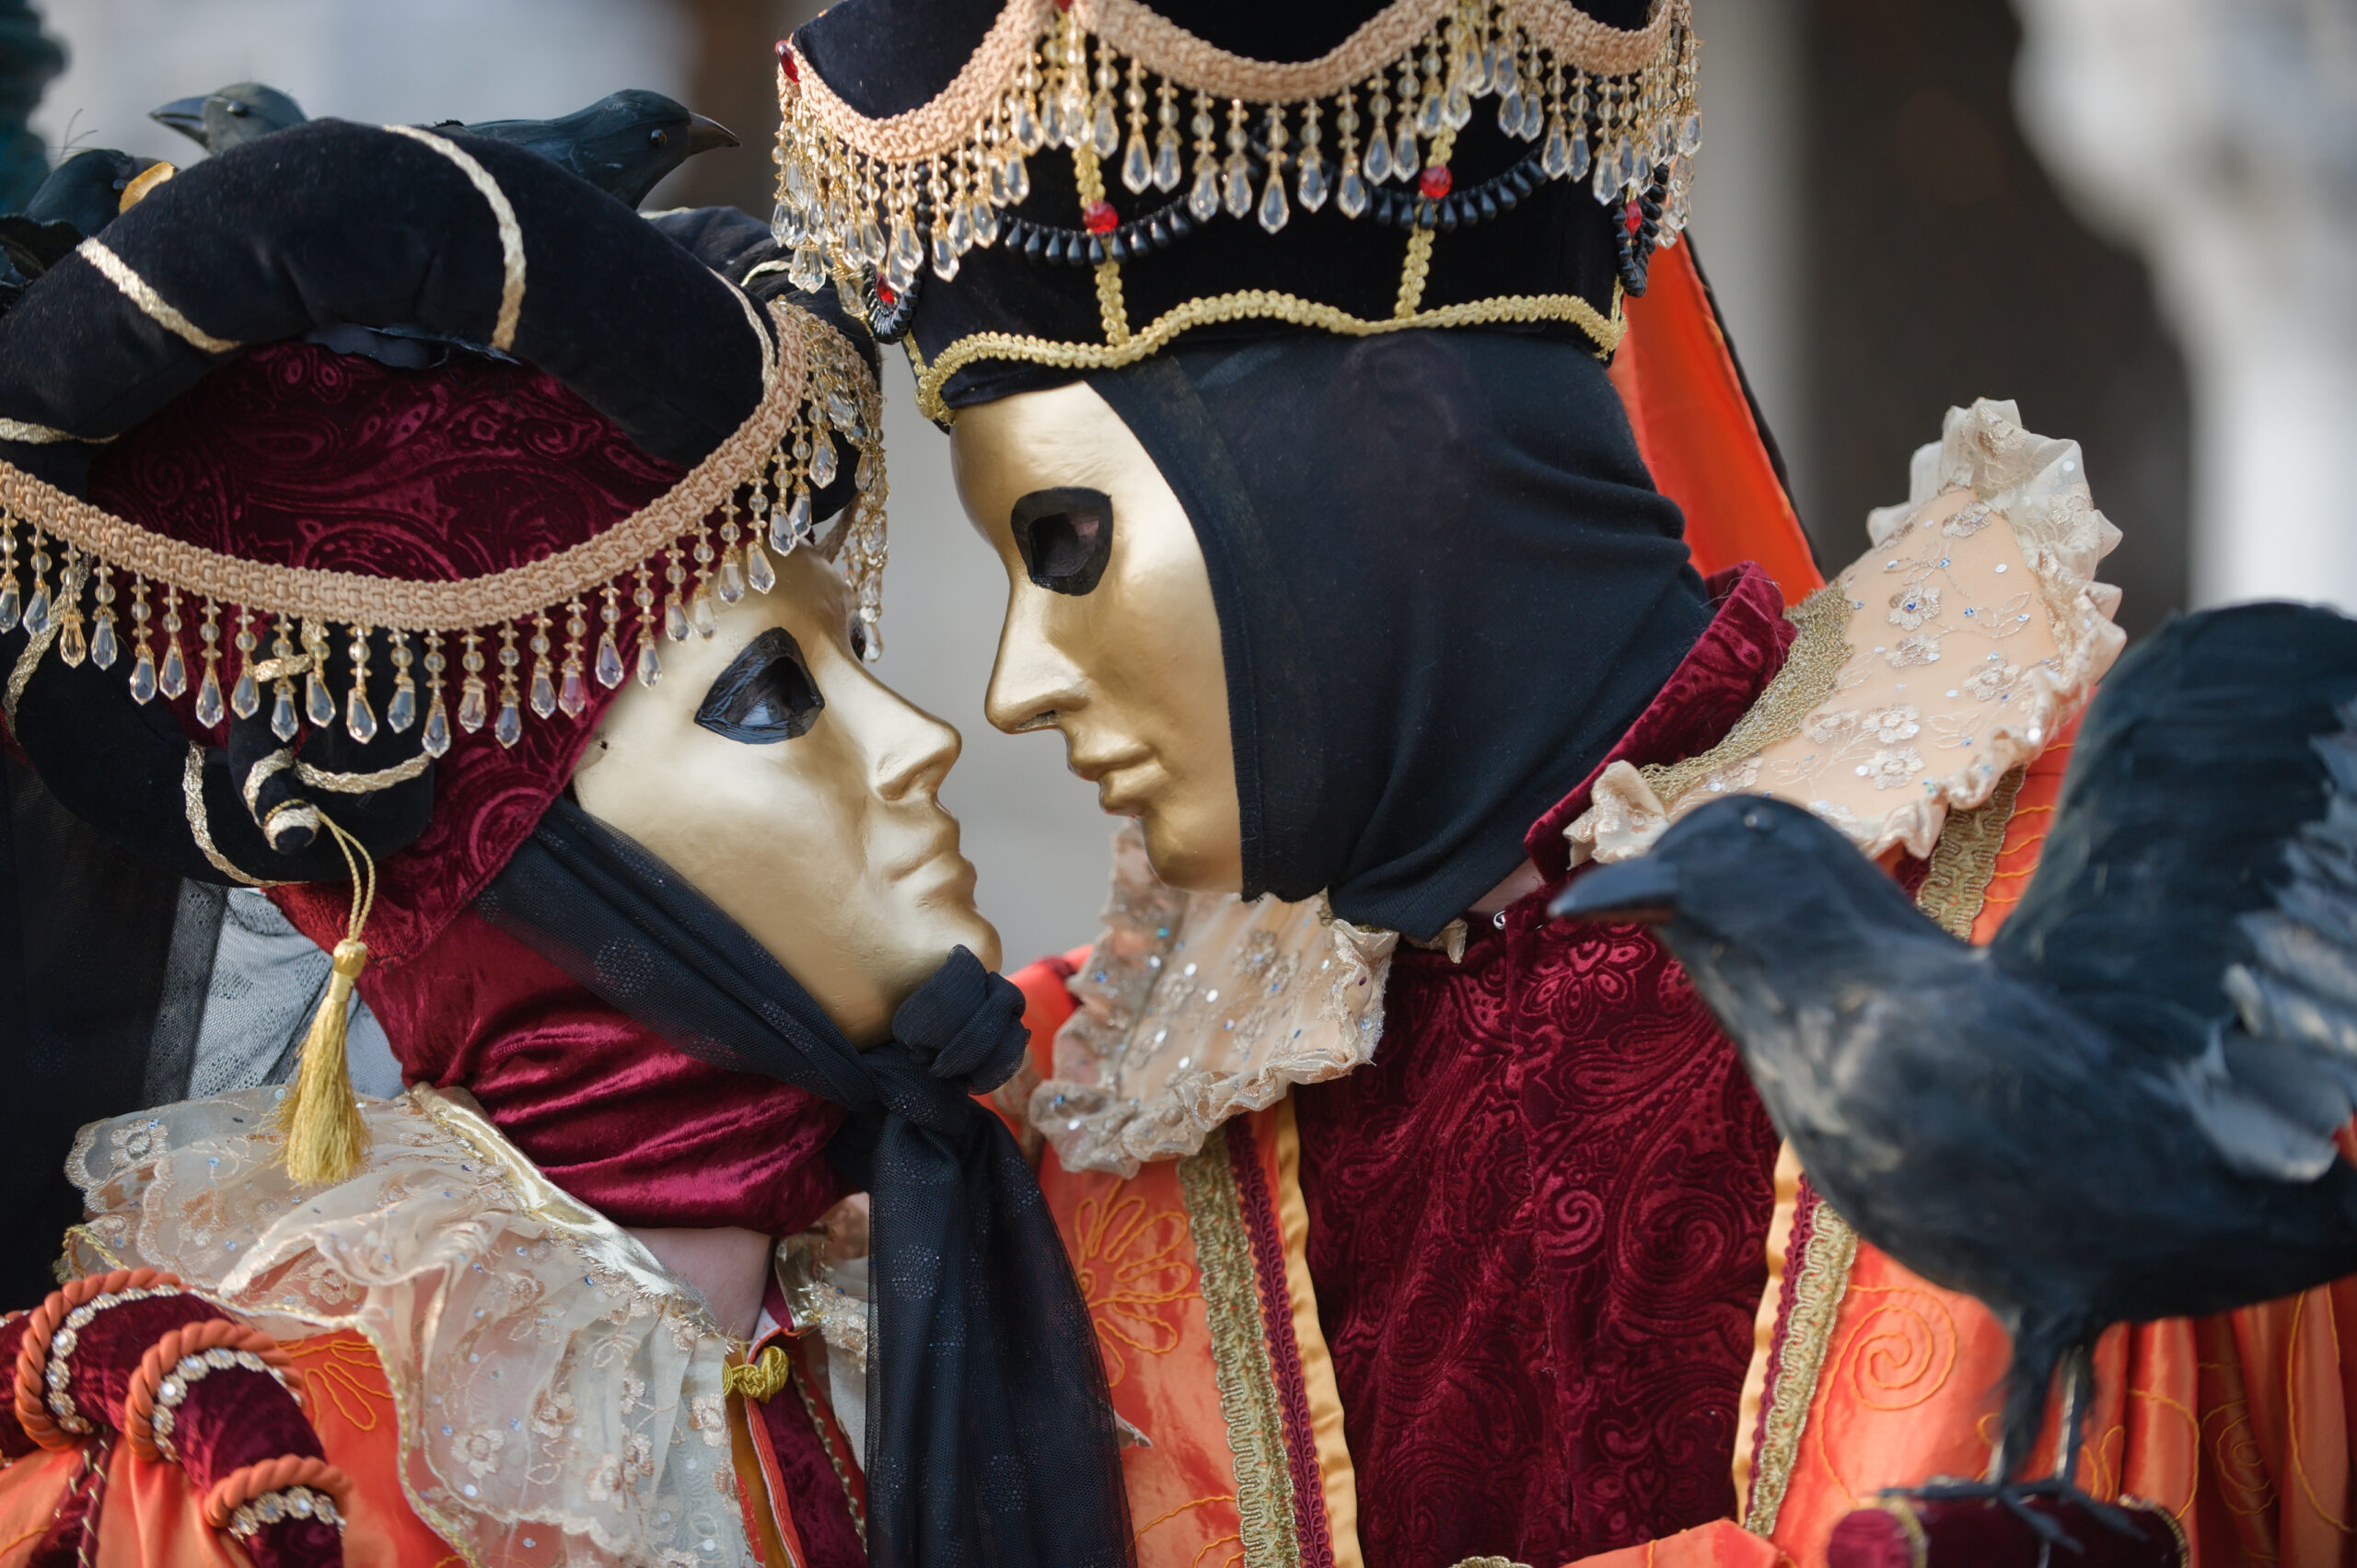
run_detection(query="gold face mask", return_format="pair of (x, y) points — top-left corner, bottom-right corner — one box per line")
(952, 380), (1244, 892)
(572, 547), (1000, 1046)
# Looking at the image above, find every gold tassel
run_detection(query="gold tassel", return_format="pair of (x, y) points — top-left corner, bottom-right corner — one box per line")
(277, 812), (377, 1185)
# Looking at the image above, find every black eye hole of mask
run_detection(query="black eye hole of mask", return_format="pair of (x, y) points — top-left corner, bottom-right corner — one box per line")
(696, 627), (825, 743)
(1009, 487), (1114, 596)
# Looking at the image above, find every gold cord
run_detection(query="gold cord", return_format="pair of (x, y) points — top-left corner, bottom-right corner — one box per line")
(277, 809), (377, 1186)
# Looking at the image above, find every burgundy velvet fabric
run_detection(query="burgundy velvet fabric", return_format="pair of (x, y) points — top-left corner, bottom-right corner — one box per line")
(753, 1364), (867, 1567)
(84, 341), (683, 967)
(367, 906), (847, 1234)
(1828, 1497), (2185, 1568)
(1292, 565), (1793, 1567)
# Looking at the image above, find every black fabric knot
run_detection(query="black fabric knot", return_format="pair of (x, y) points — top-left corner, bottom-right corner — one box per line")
(895, 945), (1029, 1090)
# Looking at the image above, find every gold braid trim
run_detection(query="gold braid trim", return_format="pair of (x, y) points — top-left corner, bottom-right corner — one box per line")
(1071, 139), (1132, 345)
(75, 239), (239, 354)
(1178, 1125), (1305, 1568)
(1738, 768), (2030, 1534)
(1635, 585), (1852, 812)
(181, 744), (273, 888)
(380, 125), (526, 353)
(786, 0), (1685, 158)
(919, 287), (1622, 423)
(0, 419), (111, 446)
(0, 298), (808, 632)
(294, 754), (434, 794)
(1394, 128), (1457, 319)
(242, 749), (294, 816)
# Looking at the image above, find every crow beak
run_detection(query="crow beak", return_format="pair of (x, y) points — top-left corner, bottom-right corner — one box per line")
(684, 113), (740, 155)
(150, 98), (209, 141)
(1549, 857), (1681, 924)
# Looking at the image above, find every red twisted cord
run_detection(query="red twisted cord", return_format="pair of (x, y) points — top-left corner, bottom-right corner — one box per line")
(122, 1318), (305, 1460)
(10, 1269), (182, 1450)
(201, 1454), (354, 1529)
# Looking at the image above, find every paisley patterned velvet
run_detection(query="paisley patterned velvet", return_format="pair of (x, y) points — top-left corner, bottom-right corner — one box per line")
(1293, 565), (1794, 1567)
(85, 341), (685, 967)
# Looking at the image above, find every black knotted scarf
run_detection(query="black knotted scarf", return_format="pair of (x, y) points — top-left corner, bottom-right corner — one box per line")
(477, 797), (1132, 1568)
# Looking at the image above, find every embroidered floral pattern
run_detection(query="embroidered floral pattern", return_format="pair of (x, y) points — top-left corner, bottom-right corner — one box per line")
(1068, 1183), (1197, 1387)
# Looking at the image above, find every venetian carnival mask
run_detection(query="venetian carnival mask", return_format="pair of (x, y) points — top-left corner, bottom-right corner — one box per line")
(573, 545), (999, 1046)
(952, 379), (1245, 893)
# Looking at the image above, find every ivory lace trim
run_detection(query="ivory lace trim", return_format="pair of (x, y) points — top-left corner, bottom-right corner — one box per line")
(64, 1086), (752, 1568)
(1029, 824), (1396, 1178)
(1565, 398), (2124, 865)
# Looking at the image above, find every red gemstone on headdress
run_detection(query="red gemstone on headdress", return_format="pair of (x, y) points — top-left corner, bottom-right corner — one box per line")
(1623, 199), (1643, 236)
(877, 280), (900, 306)
(1084, 200), (1119, 235)
(774, 41), (799, 81)
(1418, 164), (1453, 199)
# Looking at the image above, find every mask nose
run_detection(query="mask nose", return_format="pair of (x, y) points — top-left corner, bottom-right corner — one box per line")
(982, 588), (1086, 737)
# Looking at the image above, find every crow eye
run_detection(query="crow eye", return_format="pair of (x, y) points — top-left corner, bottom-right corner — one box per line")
(696, 628), (823, 743)
(1009, 488), (1114, 596)
(648, 127), (669, 148)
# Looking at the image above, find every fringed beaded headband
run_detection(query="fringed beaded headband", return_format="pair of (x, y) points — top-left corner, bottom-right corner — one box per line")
(779, 0), (1699, 420)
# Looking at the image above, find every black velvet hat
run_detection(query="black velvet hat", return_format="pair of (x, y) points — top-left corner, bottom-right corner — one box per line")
(781, 0), (1700, 419)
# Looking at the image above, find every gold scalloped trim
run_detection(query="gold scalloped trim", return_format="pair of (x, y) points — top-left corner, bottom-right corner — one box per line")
(917, 285), (1620, 423)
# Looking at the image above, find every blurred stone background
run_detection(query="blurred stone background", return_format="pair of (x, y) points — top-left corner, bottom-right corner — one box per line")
(13, 0), (2349, 958)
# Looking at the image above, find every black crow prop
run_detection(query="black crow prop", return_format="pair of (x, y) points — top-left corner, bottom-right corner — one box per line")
(455, 89), (737, 209)
(150, 81), (308, 154)
(1553, 602), (2357, 1527)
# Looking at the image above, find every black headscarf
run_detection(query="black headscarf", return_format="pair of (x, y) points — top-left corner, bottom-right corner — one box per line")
(478, 798), (1132, 1568)
(1086, 330), (1712, 940)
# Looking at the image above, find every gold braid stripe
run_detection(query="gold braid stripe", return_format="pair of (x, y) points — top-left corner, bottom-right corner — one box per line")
(1394, 128), (1457, 319)
(0, 298), (809, 632)
(181, 744), (272, 888)
(787, 0), (1685, 158)
(919, 288), (1623, 423)
(1739, 769), (2030, 1535)
(294, 753), (434, 795)
(241, 749), (294, 816)
(1635, 585), (1852, 811)
(0, 419), (111, 446)
(1178, 1126), (1305, 1568)
(380, 125), (525, 353)
(1071, 140), (1132, 346)
(75, 239), (239, 355)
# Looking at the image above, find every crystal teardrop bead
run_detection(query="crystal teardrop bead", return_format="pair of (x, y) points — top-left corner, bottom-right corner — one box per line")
(493, 698), (522, 749)
(832, 270), (865, 318)
(1567, 131), (1592, 181)
(1543, 123), (1571, 178)
(346, 687), (378, 743)
(809, 435), (839, 488)
(529, 666), (557, 718)
(1042, 94), (1066, 149)
(1223, 156), (1252, 217)
(1013, 98), (1043, 152)
(789, 245), (826, 292)
(787, 487), (814, 543)
(665, 600), (691, 642)
(58, 616), (86, 667)
(1092, 100), (1120, 157)
(90, 618), (118, 670)
(947, 201), (975, 253)
(1189, 163), (1220, 220)
(746, 540), (777, 595)
(1678, 111), (1702, 155)
(1121, 134), (1152, 192)
(1338, 166), (1368, 217)
(886, 221), (922, 292)
(635, 642), (663, 688)
(458, 681), (488, 733)
(387, 681), (416, 733)
(1004, 150), (1030, 204)
(595, 632), (626, 689)
(718, 552), (747, 604)
(1154, 134), (1182, 191)
(856, 218), (886, 266)
(1651, 116), (1676, 164)
(1669, 152), (1694, 192)
(931, 227), (960, 282)
(558, 667), (588, 719)
(1594, 153), (1618, 202)
(988, 158), (1010, 204)
(1444, 85), (1472, 130)
(423, 698), (452, 757)
(231, 670), (261, 720)
(23, 583), (48, 636)
(160, 642), (188, 699)
(1296, 150), (1329, 211)
(971, 198), (999, 248)
(690, 589), (718, 639)
(271, 678), (298, 738)
(855, 448), (877, 493)
(0, 582), (17, 633)
(195, 667), (225, 729)
(305, 670), (333, 726)
(1471, 42), (1498, 95)
(1418, 94), (1445, 137)
(826, 387), (857, 427)
(1258, 171), (1290, 233)
(1396, 123), (1421, 169)
(1364, 131), (1393, 183)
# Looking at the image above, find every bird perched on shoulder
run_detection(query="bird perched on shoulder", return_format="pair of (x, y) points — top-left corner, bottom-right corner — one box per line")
(452, 89), (737, 209)
(1552, 602), (2357, 1513)
(150, 81), (307, 154)
(0, 148), (165, 301)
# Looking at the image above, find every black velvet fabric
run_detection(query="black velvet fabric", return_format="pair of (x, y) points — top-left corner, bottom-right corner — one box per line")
(792, 0), (1652, 413)
(1086, 330), (1711, 940)
(480, 798), (1133, 1568)
(0, 118), (772, 489)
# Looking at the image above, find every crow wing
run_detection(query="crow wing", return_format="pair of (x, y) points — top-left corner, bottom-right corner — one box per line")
(1993, 604), (2357, 1179)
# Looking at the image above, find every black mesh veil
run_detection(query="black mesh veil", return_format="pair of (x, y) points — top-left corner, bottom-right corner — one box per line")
(478, 797), (1133, 1568)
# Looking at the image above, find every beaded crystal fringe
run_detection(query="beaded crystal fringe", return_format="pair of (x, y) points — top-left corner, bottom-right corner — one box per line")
(0, 304), (889, 752)
(774, 0), (1698, 300)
